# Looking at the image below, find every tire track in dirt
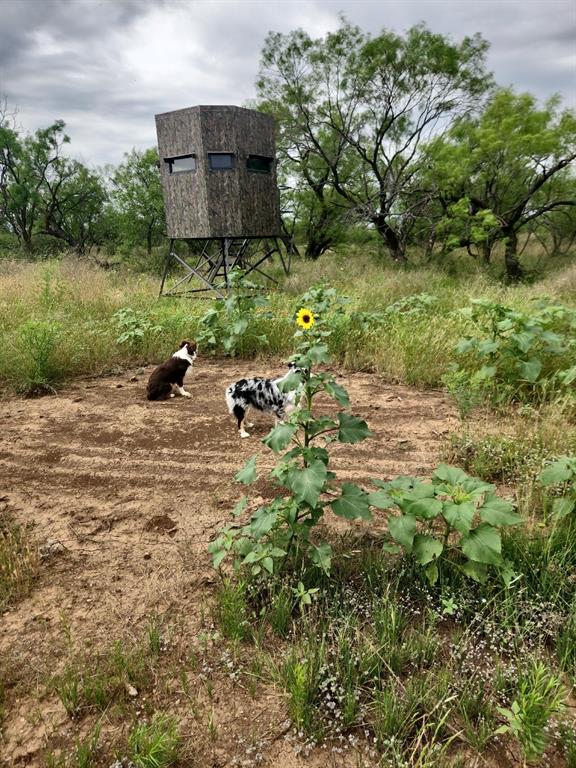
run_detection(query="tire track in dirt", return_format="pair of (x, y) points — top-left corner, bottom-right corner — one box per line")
(0, 359), (457, 766)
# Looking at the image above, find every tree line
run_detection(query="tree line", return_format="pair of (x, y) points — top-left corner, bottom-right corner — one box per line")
(0, 100), (165, 261)
(1, 21), (575, 280)
(258, 21), (576, 279)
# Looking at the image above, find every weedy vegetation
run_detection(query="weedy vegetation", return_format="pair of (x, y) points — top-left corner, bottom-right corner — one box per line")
(205, 275), (576, 766)
(2, 251), (576, 765)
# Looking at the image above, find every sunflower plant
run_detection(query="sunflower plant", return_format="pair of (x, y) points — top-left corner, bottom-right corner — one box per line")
(208, 292), (372, 578)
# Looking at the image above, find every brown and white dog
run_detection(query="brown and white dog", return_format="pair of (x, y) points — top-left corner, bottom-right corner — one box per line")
(146, 340), (197, 401)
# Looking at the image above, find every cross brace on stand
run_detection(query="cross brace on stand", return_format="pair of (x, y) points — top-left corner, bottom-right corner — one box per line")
(158, 236), (291, 298)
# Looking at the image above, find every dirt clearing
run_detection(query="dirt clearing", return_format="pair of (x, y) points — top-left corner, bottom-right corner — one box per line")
(0, 359), (457, 766)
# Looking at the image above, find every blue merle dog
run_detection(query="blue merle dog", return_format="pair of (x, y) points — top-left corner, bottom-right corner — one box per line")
(225, 364), (303, 438)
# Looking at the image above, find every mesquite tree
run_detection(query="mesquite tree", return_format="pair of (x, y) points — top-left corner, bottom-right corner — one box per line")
(0, 113), (107, 253)
(110, 148), (165, 255)
(421, 89), (576, 280)
(257, 21), (492, 261)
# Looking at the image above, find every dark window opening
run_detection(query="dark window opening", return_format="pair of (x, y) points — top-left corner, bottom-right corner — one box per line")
(247, 155), (273, 173)
(208, 152), (234, 170)
(165, 154), (196, 174)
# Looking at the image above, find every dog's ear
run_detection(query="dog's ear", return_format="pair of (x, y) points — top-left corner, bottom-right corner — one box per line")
(179, 340), (188, 349)
(188, 340), (197, 352)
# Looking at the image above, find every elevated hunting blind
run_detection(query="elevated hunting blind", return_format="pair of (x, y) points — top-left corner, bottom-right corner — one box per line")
(155, 105), (290, 297)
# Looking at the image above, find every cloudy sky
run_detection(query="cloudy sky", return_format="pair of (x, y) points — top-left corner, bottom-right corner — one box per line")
(1, 0), (575, 167)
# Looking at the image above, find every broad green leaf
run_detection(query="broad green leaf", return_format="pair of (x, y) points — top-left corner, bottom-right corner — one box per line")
(250, 507), (278, 538)
(307, 344), (330, 363)
(559, 366), (576, 386)
(285, 460), (327, 507)
(433, 464), (469, 485)
(262, 557), (274, 574)
(425, 561), (439, 585)
(510, 332), (533, 353)
(456, 337), (475, 354)
(388, 515), (417, 551)
(372, 476), (418, 492)
(461, 524), (502, 565)
(518, 358), (542, 383)
(412, 534), (443, 565)
(367, 490), (395, 509)
(310, 542), (332, 574)
(405, 482), (436, 500)
(277, 371), (304, 393)
(499, 561), (519, 587)
(331, 483), (372, 520)
(263, 422), (298, 453)
(235, 455), (257, 485)
(323, 379), (350, 406)
(461, 560), (488, 583)
(270, 547), (287, 558)
(403, 498), (443, 520)
(381, 542), (401, 554)
(211, 549), (227, 568)
(442, 501), (475, 534)
(479, 497), (522, 526)
(337, 413), (371, 443)
(232, 495), (249, 518)
(301, 445), (330, 465)
(232, 317), (248, 335)
(308, 416), (339, 437)
(540, 458), (575, 486)
(200, 307), (219, 324)
(478, 339), (499, 355)
(475, 365), (496, 382)
(552, 497), (575, 519)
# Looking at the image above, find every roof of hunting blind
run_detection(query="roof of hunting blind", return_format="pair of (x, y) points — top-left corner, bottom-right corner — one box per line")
(155, 105), (281, 240)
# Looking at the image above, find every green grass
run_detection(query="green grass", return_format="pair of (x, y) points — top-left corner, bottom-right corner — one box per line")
(210, 518), (576, 764)
(1, 249), (575, 395)
(50, 622), (163, 719)
(128, 713), (181, 768)
(0, 509), (39, 610)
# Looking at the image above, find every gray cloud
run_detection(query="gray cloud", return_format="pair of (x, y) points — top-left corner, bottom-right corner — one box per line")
(0, 0), (574, 166)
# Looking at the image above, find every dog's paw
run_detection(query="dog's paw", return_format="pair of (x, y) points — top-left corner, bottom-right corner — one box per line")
(182, 391), (192, 398)
(169, 393), (175, 398)
(240, 431), (251, 439)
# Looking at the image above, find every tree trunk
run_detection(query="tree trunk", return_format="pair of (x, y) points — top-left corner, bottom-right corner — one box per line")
(503, 229), (523, 282)
(305, 206), (333, 260)
(424, 231), (436, 262)
(146, 222), (153, 255)
(21, 229), (34, 252)
(481, 240), (492, 264)
(374, 215), (407, 262)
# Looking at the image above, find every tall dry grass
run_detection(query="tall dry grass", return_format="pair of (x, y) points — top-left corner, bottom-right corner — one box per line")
(0, 249), (574, 394)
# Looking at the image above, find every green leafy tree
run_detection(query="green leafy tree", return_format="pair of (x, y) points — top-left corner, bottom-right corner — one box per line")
(422, 89), (576, 279)
(111, 148), (165, 254)
(0, 116), (68, 250)
(40, 160), (108, 253)
(259, 73), (355, 259)
(257, 21), (492, 261)
(532, 174), (576, 258)
(0, 111), (107, 253)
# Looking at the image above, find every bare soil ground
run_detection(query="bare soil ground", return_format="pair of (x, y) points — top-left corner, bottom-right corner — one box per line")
(0, 359), (457, 767)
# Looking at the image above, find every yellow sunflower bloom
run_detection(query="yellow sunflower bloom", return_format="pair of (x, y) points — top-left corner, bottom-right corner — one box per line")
(296, 307), (315, 330)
